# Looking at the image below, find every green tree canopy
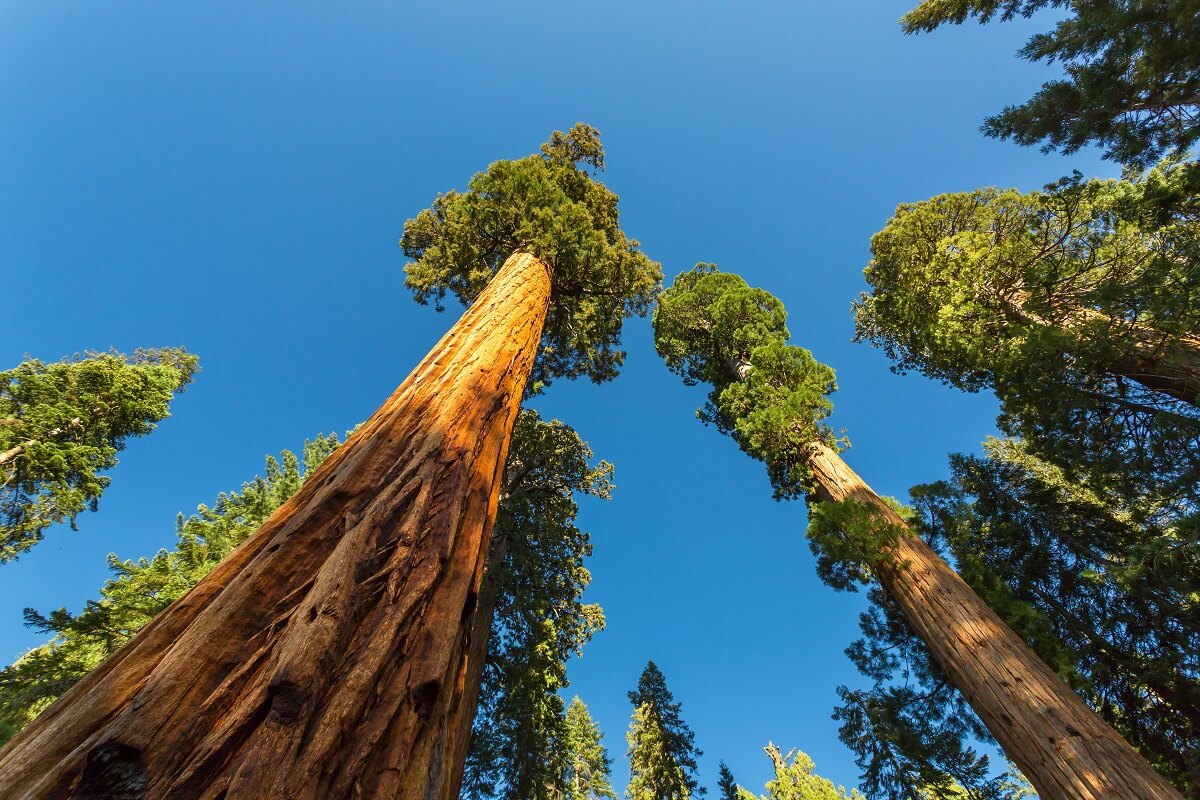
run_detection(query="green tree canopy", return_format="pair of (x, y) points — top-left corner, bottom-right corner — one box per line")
(653, 264), (837, 500)
(0, 348), (198, 563)
(401, 123), (662, 389)
(854, 166), (1200, 504)
(741, 744), (863, 800)
(902, 0), (1200, 166)
(717, 762), (739, 800)
(626, 661), (704, 800)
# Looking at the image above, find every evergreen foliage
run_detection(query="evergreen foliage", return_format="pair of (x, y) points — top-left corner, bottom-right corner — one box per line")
(625, 661), (704, 800)
(563, 696), (618, 800)
(0, 433), (341, 741)
(0, 349), (198, 562)
(855, 165), (1200, 505)
(653, 265), (837, 500)
(741, 744), (863, 800)
(901, 0), (1200, 166)
(461, 412), (613, 800)
(401, 123), (662, 389)
(717, 762), (739, 800)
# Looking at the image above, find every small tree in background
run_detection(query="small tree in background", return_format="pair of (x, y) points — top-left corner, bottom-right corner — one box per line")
(626, 661), (704, 800)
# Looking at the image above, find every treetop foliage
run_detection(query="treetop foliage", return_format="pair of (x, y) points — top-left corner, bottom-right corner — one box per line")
(902, 0), (1200, 166)
(563, 696), (617, 800)
(654, 265), (838, 500)
(401, 123), (662, 389)
(740, 744), (864, 800)
(1, 348), (198, 563)
(855, 165), (1200, 503)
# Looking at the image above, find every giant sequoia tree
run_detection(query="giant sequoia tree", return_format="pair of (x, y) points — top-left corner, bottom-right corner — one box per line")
(901, 0), (1200, 166)
(1, 349), (198, 562)
(854, 165), (1200, 505)
(0, 125), (658, 800)
(653, 265), (1183, 800)
(837, 439), (1199, 797)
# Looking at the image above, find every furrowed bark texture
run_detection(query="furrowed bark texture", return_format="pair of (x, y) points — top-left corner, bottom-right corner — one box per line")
(0, 252), (552, 800)
(805, 441), (1183, 800)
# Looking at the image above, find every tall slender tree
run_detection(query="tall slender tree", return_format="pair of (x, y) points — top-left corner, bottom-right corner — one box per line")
(1, 348), (198, 562)
(653, 264), (1183, 800)
(0, 125), (658, 800)
(836, 438), (1199, 797)
(901, 0), (1200, 166)
(563, 696), (617, 800)
(626, 661), (704, 800)
(717, 762), (739, 800)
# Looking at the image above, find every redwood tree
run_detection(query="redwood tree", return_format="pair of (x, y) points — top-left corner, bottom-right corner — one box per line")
(854, 165), (1200, 506)
(653, 264), (1183, 800)
(0, 125), (658, 800)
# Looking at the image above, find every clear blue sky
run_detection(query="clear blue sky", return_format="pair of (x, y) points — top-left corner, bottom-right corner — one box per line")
(1, 0), (1113, 793)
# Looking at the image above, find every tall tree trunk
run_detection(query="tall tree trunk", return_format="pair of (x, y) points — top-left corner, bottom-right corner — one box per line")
(805, 441), (1183, 800)
(0, 252), (552, 800)
(1004, 291), (1200, 407)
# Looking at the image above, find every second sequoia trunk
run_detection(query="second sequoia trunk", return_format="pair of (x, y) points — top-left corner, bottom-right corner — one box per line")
(0, 252), (552, 800)
(805, 441), (1183, 800)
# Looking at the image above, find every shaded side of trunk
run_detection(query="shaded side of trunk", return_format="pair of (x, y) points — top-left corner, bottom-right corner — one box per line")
(805, 441), (1183, 800)
(0, 252), (552, 800)
(1004, 291), (1200, 407)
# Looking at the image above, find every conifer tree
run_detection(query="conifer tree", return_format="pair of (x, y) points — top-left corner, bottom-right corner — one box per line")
(836, 438), (1199, 796)
(1, 348), (198, 562)
(742, 744), (863, 800)
(563, 696), (617, 800)
(0, 126), (657, 800)
(717, 762), (739, 800)
(459, 412), (612, 800)
(854, 165), (1200, 505)
(901, 0), (1200, 166)
(653, 265), (1183, 800)
(626, 661), (704, 800)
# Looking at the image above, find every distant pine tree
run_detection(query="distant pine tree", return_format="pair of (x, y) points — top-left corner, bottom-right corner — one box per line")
(626, 661), (703, 800)
(563, 696), (616, 800)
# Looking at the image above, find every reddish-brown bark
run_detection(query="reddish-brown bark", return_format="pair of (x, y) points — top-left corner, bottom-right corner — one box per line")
(805, 441), (1183, 800)
(0, 252), (553, 800)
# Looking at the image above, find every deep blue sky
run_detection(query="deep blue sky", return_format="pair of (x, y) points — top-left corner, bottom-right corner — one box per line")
(1, 0), (1113, 793)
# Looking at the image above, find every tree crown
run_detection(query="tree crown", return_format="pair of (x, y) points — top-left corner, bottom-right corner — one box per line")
(401, 123), (662, 390)
(654, 264), (837, 500)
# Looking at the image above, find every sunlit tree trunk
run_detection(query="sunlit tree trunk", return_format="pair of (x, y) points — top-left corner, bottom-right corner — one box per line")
(0, 252), (552, 800)
(805, 441), (1184, 800)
